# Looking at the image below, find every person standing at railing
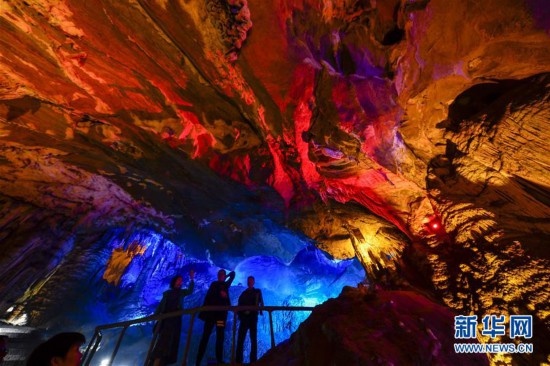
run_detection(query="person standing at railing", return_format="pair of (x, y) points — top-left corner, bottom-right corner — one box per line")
(195, 269), (235, 366)
(236, 276), (264, 364)
(150, 269), (195, 366)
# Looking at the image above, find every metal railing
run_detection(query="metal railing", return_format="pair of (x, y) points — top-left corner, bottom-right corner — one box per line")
(81, 305), (314, 366)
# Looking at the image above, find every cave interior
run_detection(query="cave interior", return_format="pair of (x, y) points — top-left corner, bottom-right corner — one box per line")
(0, 0), (549, 365)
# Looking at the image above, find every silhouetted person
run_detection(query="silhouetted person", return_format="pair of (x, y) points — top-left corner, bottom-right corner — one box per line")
(196, 269), (235, 366)
(0, 335), (8, 364)
(236, 276), (264, 364)
(150, 270), (195, 366)
(27, 332), (85, 366)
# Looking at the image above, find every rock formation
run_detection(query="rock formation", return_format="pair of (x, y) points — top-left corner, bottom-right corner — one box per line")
(257, 286), (490, 366)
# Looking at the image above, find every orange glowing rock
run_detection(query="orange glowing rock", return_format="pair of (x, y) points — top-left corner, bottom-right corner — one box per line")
(102, 242), (146, 287)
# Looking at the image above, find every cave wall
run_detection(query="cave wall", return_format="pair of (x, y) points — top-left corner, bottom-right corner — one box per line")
(0, 0), (549, 364)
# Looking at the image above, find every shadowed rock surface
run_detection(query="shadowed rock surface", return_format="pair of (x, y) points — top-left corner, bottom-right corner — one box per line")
(256, 287), (490, 366)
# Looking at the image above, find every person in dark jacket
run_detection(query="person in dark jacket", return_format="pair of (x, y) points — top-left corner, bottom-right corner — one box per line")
(150, 270), (195, 366)
(236, 276), (264, 364)
(195, 269), (235, 366)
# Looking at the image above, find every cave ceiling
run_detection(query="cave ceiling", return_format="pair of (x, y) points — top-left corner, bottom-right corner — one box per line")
(0, 0), (549, 363)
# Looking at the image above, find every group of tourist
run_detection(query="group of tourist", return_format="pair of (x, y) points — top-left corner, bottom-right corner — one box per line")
(19, 268), (263, 366)
(152, 268), (264, 366)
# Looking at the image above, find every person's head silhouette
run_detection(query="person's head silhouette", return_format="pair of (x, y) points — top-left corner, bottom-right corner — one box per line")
(27, 332), (86, 366)
(218, 269), (227, 282)
(170, 275), (183, 289)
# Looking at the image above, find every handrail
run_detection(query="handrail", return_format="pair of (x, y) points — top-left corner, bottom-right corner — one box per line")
(82, 305), (314, 366)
